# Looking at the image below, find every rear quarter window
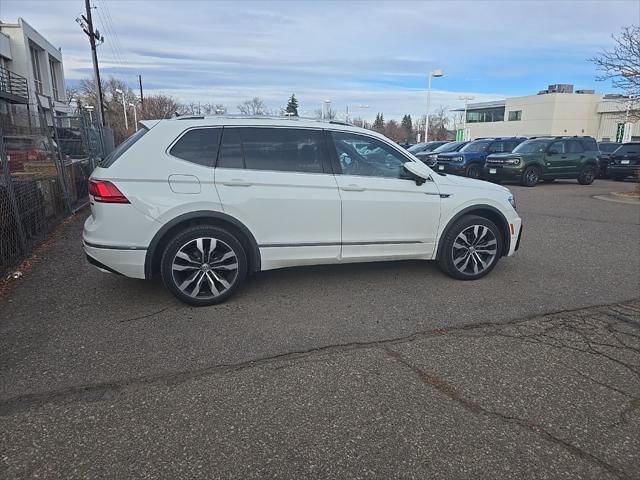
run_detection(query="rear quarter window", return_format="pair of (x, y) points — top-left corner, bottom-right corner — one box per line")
(169, 128), (222, 167)
(100, 127), (148, 168)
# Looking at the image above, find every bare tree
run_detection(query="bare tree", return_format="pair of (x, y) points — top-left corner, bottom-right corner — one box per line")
(238, 97), (268, 115)
(590, 25), (640, 122)
(314, 107), (337, 120)
(383, 119), (403, 142)
(427, 106), (452, 141)
(142, 94), (180, 120)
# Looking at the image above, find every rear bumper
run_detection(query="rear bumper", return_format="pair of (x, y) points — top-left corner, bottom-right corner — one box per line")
(83, 241), (147, 278)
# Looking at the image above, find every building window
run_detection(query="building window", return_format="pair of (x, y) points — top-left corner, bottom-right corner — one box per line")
(49, 57), (60, 101)
(508, 110), (522, 121)
(30, 45), (43, 95)
(466, 107), (505, 123)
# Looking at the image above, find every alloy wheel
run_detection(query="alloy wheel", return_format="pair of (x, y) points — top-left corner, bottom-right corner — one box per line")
(524, 167), (539, 185)
(451, 225), (498, 275)
(171, 237), (239, 299)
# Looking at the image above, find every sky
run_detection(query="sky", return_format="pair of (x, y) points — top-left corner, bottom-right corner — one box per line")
(1, 0), (637, 121)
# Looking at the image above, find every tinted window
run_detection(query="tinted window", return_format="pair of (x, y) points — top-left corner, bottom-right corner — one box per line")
(487, 141), (505, 153)
(461, 140), (491, 153)
(218, 128), (243, 169)
(432, 141), (465, 153)
(170, 128), (222, 167)
(101, 127), (148, 168)
(218, 127), (326, 173)
(548, 141), (566, 154)
(567, 140), (584, 153)
(407, 143), (427, 153)
(513, 139), (551, 153)
(330, 131), (409, 179)
(598, 143), (620, 153)
(616, 143), (640, 155)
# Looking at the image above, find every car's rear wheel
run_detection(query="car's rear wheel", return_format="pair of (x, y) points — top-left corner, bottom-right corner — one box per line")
(438, 215), (503, 280)
(520, 165), (540, 187)
(465, 163), (481, 179)
(160, 225), (247, 306)
(577, 165), (596, 185)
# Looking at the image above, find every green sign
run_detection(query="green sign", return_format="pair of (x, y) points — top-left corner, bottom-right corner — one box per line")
(456, 128), (464, 141)
(616, 123), (625, 143)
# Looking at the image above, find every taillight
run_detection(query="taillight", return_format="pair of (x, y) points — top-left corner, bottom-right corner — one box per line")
(88, 179), (130, 203)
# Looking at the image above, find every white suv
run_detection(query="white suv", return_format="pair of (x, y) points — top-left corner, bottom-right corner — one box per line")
(84, 117), (522, 306)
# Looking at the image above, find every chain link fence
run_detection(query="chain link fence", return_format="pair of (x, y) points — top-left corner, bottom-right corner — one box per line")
(0, 101), (114, 275)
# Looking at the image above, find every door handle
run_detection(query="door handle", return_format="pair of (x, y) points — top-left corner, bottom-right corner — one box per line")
(222, 179), (252, 187)
(341, 184), (366, 192)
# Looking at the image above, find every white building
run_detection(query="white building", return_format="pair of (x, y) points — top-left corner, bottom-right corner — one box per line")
(456, 84), (640, 143)
(0, 17), (68, 121)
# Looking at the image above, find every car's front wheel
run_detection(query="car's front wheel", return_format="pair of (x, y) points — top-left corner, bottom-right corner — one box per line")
(160, 225), (247, 306)
(577, 165), (596, 185)
(438, 215), (503, 280)
(521, 165), (540, 187)
(465, 163), (481, 179)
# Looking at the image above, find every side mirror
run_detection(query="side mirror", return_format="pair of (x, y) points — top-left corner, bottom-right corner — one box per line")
(403, 161), (431, 185)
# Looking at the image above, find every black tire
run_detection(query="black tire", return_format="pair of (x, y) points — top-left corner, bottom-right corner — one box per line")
(577, 165), (596, 185)
(465, 163), (481, 179)
(520, 165), (541, 187)
(160, 225), (248, 306)
(543, 178), (555, 183)
(437, 215), (503, 281)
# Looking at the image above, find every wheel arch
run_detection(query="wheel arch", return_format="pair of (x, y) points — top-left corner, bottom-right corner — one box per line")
(144, 211), (261, 279)
(436, 205), (511, 259)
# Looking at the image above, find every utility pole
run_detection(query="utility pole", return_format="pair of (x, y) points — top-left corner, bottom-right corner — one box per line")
(79, 0), (105, 126)
(138, 74), (144, 109)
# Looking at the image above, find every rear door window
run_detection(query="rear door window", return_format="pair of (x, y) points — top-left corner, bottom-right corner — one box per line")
(169, 128), (222, 167)
(548, 141), (566, 154)
(217, 127), (328, 174)
(567, 140), (584, 153)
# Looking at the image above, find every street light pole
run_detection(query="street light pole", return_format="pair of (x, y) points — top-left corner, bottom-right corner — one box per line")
(116, 88), (128, 130)
(425, 69), (444, 143)
(129, 103), (138, 131)
(458, 95), (475, 141)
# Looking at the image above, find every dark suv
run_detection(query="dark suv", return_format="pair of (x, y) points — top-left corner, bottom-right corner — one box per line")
(413, 140), (469, 166)
(608, 142), (640, 181)
(436, 137), (526, 178)
(597, 142), (621, 178)
(483, 136), (599, 187)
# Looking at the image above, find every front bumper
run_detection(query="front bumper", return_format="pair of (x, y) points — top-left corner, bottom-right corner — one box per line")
(507, 218), (522, 257)
(483, 165), (523, 182)
(434, 162), (466, 175)
(608, 164), (640, 178)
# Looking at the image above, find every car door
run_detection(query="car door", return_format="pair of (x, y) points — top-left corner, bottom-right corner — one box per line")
(328, 130), (442, 260)
(214, 126), (342, 267)
(565, 139), (586, 175)
(544, 140), (569, 176)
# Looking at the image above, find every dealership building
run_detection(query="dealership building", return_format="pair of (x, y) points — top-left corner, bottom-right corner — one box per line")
(456, 84), (640, 143)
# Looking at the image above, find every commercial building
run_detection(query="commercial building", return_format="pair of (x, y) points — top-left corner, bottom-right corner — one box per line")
(0, 17), (68, 123)
(456, 84), (640, 142)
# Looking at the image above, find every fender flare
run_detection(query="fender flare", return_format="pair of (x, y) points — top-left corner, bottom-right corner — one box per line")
(436, 204), (511, 259)
(144, 210), (261, 279)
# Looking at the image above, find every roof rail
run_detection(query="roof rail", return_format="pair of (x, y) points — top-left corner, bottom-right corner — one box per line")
(328, 120), (353, 127)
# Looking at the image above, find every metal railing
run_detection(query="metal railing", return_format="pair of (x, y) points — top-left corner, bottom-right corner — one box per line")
(0, 66), (29, 102)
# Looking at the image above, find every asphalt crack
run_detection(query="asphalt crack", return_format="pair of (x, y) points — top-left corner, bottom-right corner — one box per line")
(382, 346), (632, 480)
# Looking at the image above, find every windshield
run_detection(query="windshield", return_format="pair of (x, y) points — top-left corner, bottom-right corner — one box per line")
(513, 139), (552, 154)
(407, 143), (426, 153)
(461, 140), (491, 153)
(615, 144), (640, 155)
(433, 141), (465, 153)
(598, 143), (621, 153)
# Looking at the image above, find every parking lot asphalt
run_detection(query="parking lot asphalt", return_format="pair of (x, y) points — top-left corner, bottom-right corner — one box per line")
(1, 178), (639, 478)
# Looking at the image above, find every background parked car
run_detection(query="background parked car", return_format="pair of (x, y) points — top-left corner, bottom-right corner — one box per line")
(407, 141), (448, 155)
(608, 142), (640, 181)
(414, 140), (469, 166)
(436, 137), (526, 178)
(484, 136), (600, 187)
(597, 142), (622, 178)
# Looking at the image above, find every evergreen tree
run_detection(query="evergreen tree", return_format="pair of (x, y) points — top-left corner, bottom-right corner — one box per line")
(373, 113), (385, 131)
(401, 114), (413, 142)
(285, 94), (299, 116)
